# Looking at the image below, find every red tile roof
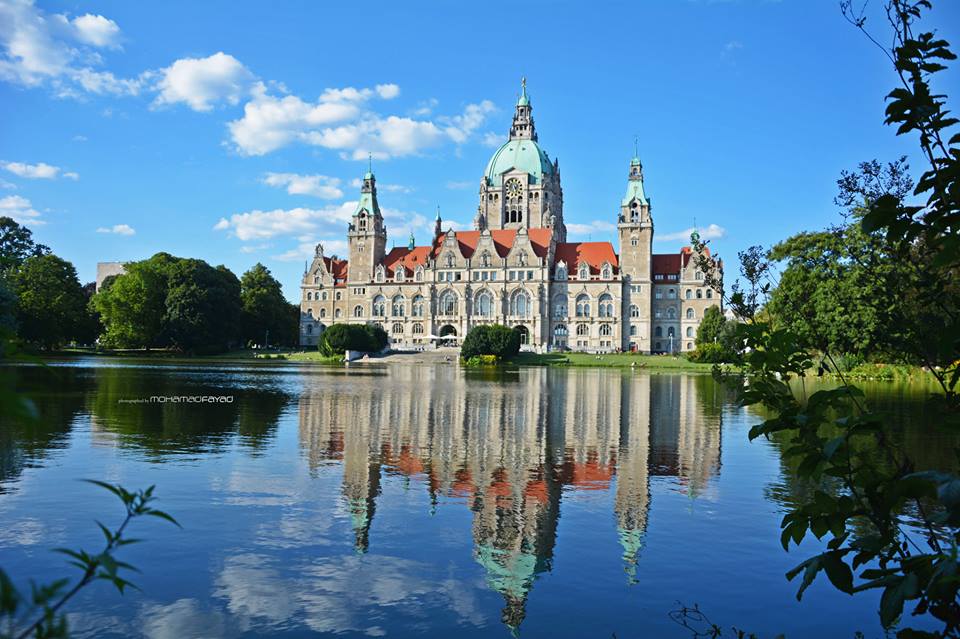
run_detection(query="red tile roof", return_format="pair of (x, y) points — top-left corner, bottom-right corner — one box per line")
(554, 242), (619, 274)
(652, 254), (681, 276)
(323, 256), (348, 284)
(433, 228), (552, 259)
(382, 245), (432, 275)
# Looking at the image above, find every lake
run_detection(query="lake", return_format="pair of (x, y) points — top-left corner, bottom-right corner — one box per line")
(0, 358), (949, 638)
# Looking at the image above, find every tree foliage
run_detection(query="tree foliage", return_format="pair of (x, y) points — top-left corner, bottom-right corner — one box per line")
(461, 324), (522, 361)
(240, 263), (298, 347)
(317, 323), (387, 356)
(0, 217), (49, 278)
(11, 254), (89, 349)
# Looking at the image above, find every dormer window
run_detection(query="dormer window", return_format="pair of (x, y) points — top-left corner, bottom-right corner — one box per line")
(375, 265), (385, 283)
(601, 263), (612, 279)
(555, 262), (567, 280)
(415, 266), (424, 282)
(395, 268), (405, 283)
(578, 264), (589, 280)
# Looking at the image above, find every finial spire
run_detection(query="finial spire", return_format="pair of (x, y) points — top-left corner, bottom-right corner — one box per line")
(435, 204), (441, 221)
(633, 135), (639, 159)
(368, 152), (372, 174)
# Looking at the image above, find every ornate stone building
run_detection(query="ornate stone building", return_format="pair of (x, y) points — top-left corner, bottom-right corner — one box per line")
(300, 81), (721, 353)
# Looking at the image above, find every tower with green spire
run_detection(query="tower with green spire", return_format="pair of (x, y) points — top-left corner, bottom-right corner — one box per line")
(618, 149), (654, 353)
(347, 168), (386, 282)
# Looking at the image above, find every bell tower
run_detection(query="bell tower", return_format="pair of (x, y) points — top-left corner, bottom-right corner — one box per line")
(347, 168), (386, 282)
(618, 152), (654, 351)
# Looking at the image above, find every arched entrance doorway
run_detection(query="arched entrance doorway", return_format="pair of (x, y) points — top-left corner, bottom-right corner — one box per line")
(439, 324), (457, 347)
(516, 325), (529, 346)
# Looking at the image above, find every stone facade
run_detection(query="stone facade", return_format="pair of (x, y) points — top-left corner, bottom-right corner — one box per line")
(300, 81), (721, 353)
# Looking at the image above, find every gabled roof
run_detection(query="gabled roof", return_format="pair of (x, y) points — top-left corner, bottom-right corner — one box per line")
(554, 242), (619, 274)
(382, 245), (431, 275)
(433, 228), (552, 259)
(652, 254), (681, 276)
(323, 256), (348, 282)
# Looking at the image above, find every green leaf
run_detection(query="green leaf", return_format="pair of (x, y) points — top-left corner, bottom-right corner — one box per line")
(144, 509), (182, 528)
(821, 552), (853, 594)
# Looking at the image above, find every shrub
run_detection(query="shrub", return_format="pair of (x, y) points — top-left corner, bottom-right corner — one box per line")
(688, 342), (728, 363)
(461, 324), (521, 361)
(463, 354), (499, 366)
(318, 323), (388, 355)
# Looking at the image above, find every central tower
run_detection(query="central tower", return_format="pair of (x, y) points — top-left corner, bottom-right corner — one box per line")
(476, 79), (566, 241)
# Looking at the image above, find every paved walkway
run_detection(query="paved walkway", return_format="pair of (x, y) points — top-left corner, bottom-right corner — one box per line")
(349, 349), (460, 364)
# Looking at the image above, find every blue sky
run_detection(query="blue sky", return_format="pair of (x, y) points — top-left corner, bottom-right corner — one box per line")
(2, 0), (958, 301)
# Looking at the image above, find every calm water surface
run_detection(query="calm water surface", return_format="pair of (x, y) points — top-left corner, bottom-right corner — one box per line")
(0, 358), (949, 638)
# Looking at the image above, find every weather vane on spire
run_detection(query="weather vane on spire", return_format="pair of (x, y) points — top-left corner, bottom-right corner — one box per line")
(367, 152), (372, 174)
(633, 134), (639, 158)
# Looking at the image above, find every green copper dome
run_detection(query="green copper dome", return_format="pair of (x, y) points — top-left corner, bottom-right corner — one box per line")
(484, 139), (554, 186)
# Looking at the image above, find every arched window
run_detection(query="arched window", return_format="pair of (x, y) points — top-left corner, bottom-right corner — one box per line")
(687, 342), (694, 350)
(686, 308), (695, 319)
(353, 305), (363, 318)
(319, 309), (327, 318)
(667, 327), (675, 337)
(598, 294), (614, 317)
(575, 294), (590, 317)
(307, 324), (313, 334)
(358, 212), (367, 231)
(554, 324), (568, 337)
(510, 290), (531, 317)
(375, 266), (385, 283)
(335, 291), (341, 301)
(553, 295), (567, 318)
(686, 326), (694, 337)
(481, 251), (491, 267)
(439, 290), (458, 316)
(706, 289), (713, 299)
(668, 288), (676, 299)
(578, 263), (589, 280)
(655, 326), (663, 337)
(392, 322), (403, 334)
(600, 324), (612, 337)
(307, 309), (313, 318)
(321, 292), (328, 301)
(576, 324), (589, 336)
(415, 267), (424, 282)
(685, 289), (692, 300)
(444, 253), (454, 268)
(412, 295), (424, 317)
(696, 289), (703, 299)
(475, 290), (494, 317)
(335, 308), (341, 319)
(630, 325), (637, 336)
(372, 295), (385, 317)
(392, 295), (405, 317)
(555, 263), (567, 280)
(413, 323), (424, 335)
(395, 268), (405, 283)
(306, 291), (312, 301)
(667, 307), (676, 320)
(630, 304), (639, 318)
(601, 263), (612, 279)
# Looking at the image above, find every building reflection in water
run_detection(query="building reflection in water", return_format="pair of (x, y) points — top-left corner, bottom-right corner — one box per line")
(297, 367), (722, 631)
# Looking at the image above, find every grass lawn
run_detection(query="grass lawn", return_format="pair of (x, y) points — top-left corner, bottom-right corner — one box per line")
(509, 351), (716, 370)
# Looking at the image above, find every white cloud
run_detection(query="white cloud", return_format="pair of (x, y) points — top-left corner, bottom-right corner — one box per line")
(567, 220), (616, 236)
(0, 194), (44, 225)
(0, 1), (138, 94)
(229, 85), (496, 159)
(0, 178), (15, 189)
(446, 180), (473, 190)
(153, 52), (254, 112)
(96, 223), (135, 235)
(272, 239), (347, 262)
(656, 223), (726, 242)
(63, 171), (79, 180)
(262, 172), (343, 199)
(481, 131), (503, 148)
(68, 14), (121, 48)
(228, 84), (361, 155)
(213, 202), (355, 241)
(375, 83), (399, 99)
(2, 160), (59, 178)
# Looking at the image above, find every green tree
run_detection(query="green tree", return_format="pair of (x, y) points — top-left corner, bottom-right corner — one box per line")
(0, 217), (49, 278)
(461, 324), (521, 360)
(317, 323), (386, 355)
(0, 277), (16, 333)
(240, 263), (297, 347)
(11, 254), (88, 349)
(695, 306), (726, 346)
(92, 260), (168, 349)
(163, 260), (241, 354)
